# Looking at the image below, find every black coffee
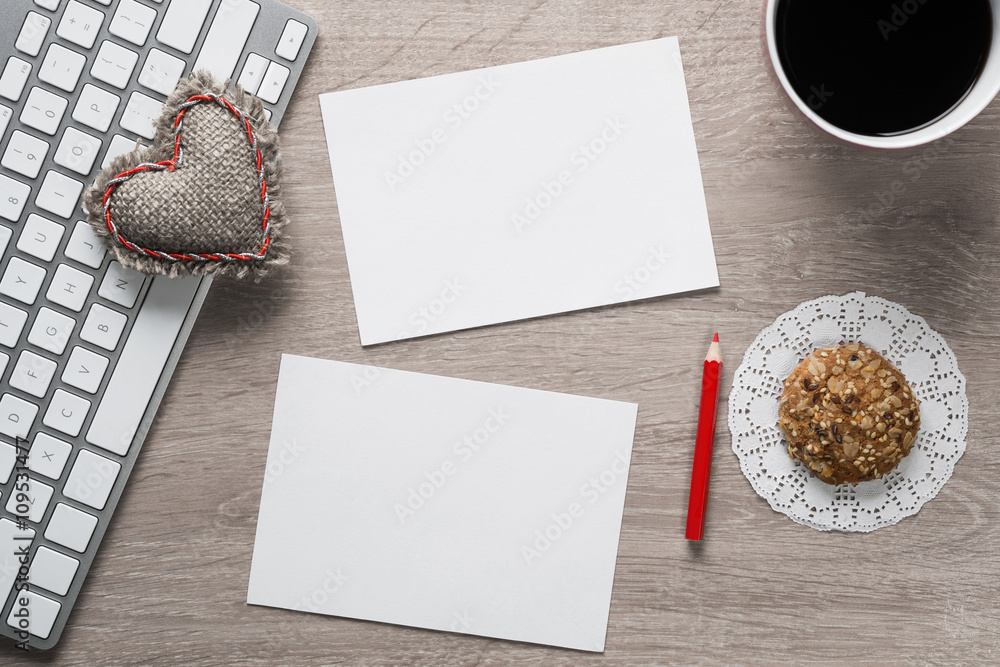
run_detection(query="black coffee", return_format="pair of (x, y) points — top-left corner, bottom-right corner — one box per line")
(775, 0), (993, 136)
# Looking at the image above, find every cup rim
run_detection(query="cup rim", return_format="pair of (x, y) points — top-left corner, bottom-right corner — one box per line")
(764, 0), (1000, 149)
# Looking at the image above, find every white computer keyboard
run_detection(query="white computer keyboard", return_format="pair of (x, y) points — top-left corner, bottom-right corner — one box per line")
(0, 0), (316, 650)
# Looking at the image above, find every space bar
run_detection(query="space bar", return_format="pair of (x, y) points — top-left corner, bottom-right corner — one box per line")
(86, 276), (202, 456)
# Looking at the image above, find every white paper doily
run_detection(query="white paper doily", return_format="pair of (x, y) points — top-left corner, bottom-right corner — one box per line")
(728, 292), (968, 532)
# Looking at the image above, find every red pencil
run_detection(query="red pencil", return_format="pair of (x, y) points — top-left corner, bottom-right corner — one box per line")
(686, 333), (722, 541)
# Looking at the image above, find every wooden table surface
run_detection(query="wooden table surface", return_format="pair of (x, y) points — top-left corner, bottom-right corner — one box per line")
(9, 0), (1000, 664)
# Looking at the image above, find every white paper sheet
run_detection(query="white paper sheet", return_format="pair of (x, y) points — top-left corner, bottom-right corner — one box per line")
(248, 355), (638, 652)
(320, 37), (719, 345)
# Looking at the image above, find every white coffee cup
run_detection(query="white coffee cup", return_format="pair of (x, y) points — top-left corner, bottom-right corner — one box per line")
(763, 0), (1000, 149)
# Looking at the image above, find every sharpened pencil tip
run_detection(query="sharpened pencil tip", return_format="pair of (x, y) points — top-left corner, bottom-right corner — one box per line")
(712, 332), (719, 343)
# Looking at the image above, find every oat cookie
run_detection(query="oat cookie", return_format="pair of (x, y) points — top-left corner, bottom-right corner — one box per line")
(777, 342), (920, 485)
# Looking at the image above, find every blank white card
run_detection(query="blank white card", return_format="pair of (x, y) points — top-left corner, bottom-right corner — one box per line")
(321, 38), (719, 345)
(248, 355), (638, 651)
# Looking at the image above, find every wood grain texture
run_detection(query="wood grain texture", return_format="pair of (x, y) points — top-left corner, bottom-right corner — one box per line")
(7, 0), (1000, 664)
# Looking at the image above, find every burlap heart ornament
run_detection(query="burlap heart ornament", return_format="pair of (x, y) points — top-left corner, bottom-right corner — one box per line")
(84, 71), (289, 282)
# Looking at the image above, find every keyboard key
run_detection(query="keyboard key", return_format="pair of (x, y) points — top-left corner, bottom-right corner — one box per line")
(0, 175), (30, 221)
(16, 12), (52, 58)
(0, 302), (28, 347)
(43, 389), (90, 437)
(20, 87), (69, 136)
(5, 476), (54, 523)
(46, 264), (95, 312)
(120, 91), (162, 139)
(0, 394), (37, 439)
(86, 275), (200, 455)
(109, 0), (156, 47)
(91, 40), (139, 90)
(10, 350), (58, 397)
(7, 590), (61, 640)
(27, 307), (76, 354)
(32, 324), (74, 371)
(156, 0), (212, 54)
(80, 303), (127, 351)
(0, 520), (36, 607)
(35, 0), (61, 9)
(0, 257), (47, 305)
(238, 53), (268, 95)
(0, 224), (9, 256)
(65, 449), (120, 511)
(45, 503), (97, 553)
(73, 84), (120, 133)
(193, 0), (260, 81)
(0, 351), (7, 381)
(39, 43), (87, 92)
(102, 134), (143, 170)
(0, 57), (31, 102)
(258, 61), (289, 104)
(36, 170), (84, 219)
(47, 260), (91, 310)
(54, 126), (103, 175)
(275, 19), (308, 61)
(99, 261), (144, 307)
(28, 546), (79, 596)
(62, 346), (109, 394)
(65, 220), (107, 268)
(56, 0), (105, 49)
(17, 214), (65, 262)
(28, 433), (73, 480)
(8, 140), (46, 184)
(0, 441), (13, 484)
(0, 103), (12, 138)
(138, 48), (185, 96)
(0, 394), (38, 438)
(1, 131), (48, 179)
